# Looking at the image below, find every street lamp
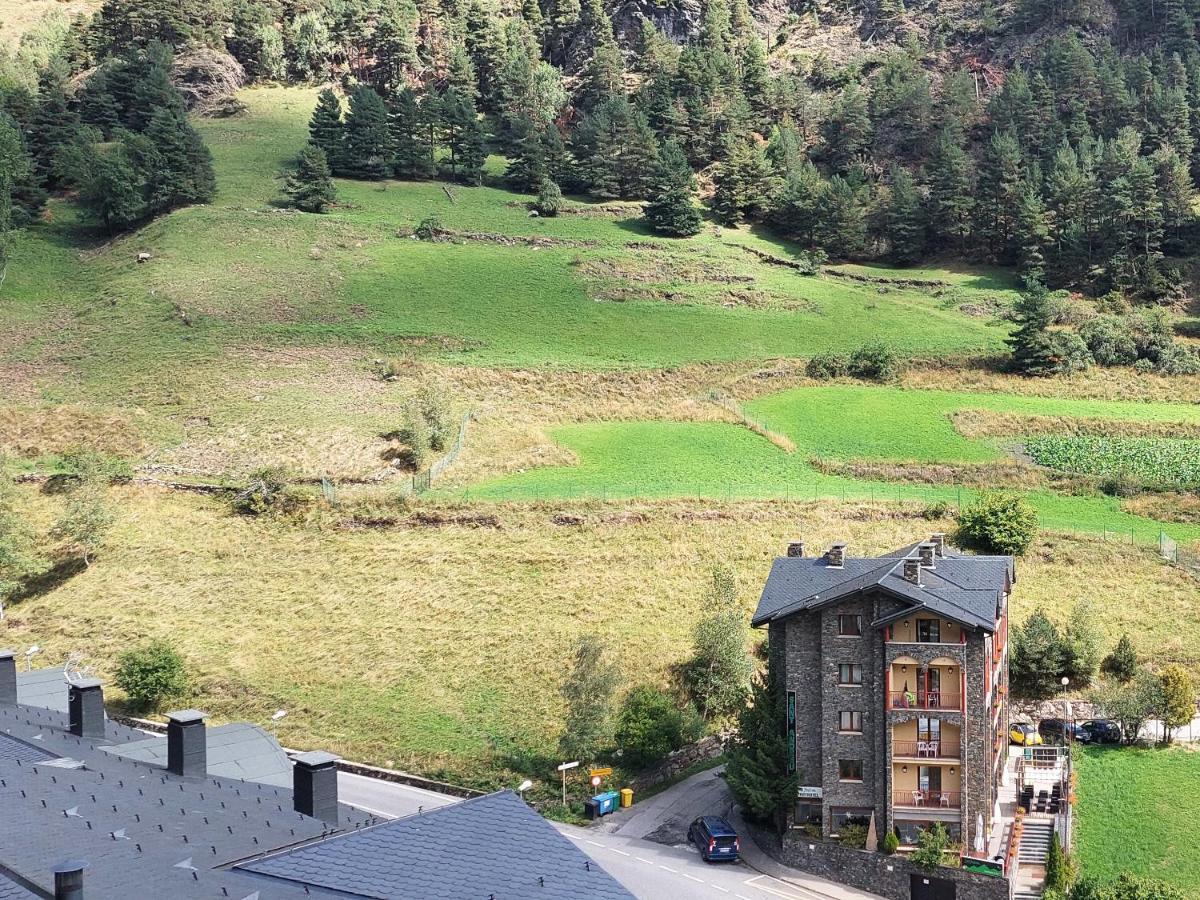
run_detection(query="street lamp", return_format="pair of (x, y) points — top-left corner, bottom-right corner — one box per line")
(24, 646), (41, 672)
(1061, 677), (1072, 746)
(517, 779), (533, 801)
(270, 709), (287, 738)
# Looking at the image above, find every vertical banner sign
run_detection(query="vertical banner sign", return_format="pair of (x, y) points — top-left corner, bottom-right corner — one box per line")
(786, 691), (796, 775)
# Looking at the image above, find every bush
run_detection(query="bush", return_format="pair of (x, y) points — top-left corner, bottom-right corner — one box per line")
(232, 466), (289, 515)
(614, 686), (701, 769)
(1080, 316), (1137, 367)
(921, 500), (951, 520)
(1156, 344), (1200, 375)
(534, 178), (562, 217)
(838, 822), (868, 848)
(806, 352), (848, 380)
(418, 385), (453, 452)
(115, 640), (188, 711)
(955, 492), (1038, 555)
(682, 564), (752, 720)
(415, 216), (442, 240)
(882, 830), (900, 854)
(396, 401), (432, 469)
(1101, 634), (1138, 682)
(847, 342), (900, 382)
(1045, 330), (1092, 375)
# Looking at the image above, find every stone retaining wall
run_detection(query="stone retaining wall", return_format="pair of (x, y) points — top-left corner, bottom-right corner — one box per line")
(631, 733), (729, 790)
(748, 822), (1012, 900)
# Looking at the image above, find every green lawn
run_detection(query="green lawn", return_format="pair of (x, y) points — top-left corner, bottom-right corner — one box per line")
(1075, 746), (1200, 895)
(460, 386), (1200, 542)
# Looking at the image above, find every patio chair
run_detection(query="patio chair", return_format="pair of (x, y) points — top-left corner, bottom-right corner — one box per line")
(911, 790), (924, 806)
(939, 793), (951, 808)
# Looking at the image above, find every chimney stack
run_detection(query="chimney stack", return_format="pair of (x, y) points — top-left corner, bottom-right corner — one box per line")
(166, 710), (207, 777)
(68, 679), (105, 739)
(293, 751), (340, 824)
(930, 533), (946, 557)
(0, 650), (16, 705)
(52, 859), (87, 900)
(903, 558), (922, 585)
(787, 540), (806, 558)
(918, 543), (936, 568)
(826, 543), (846, 568)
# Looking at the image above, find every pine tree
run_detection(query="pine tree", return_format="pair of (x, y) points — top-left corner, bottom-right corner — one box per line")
(26, 69), (80, 189)
(1101, 634), (1138, 682)
(79, 144), (145, 233)
(821, 84), (871, 172)
(644, 140), (703, 236)
(1015, 184), (1050, 285)
(977, 130), (1024, 263)
(308, 89), (345, 173)
(286, 143), (337, 213)
(341, 86), (392, 180)
(390, 88), (435, 179)
(711, 140), (774, 224)
(142, 108), (216, 214)
(725, 660), (798, 825)
(883, 167), (925, 265)
(441, 89), (487, 184)
(504, 116), (547, 192)
(767, 159), (823, 245)
(1006, 283), (1061, 377)
(814, 176), (866, 256)
(925, 128), (975, 252)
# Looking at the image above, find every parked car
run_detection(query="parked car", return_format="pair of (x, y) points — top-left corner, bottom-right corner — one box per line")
(1010, 722), (1042, 746)
(1080, 719), (1122, 744)
(688, 816), (740, 863)
(1038, 718), (1089, 744)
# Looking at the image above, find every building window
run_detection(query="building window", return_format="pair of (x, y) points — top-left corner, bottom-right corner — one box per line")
(839, 711), (863, 733)
(837, 614), (862, 636)
(838, 664), (863, 685)
(917, 618), (941, 643)
(830, 807), (872, 833)
(838, 759), (863, 782)
(894, 820), (962, 847)
(794, 801), (822, 829)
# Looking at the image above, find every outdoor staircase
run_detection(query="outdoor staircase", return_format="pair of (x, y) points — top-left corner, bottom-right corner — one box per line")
(1018, 819), (1053, 865)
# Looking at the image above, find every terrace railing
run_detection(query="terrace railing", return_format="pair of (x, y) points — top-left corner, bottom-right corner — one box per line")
(889, 691), (963, 712)
(893, 739), (961, 759)
(893, 790), (961, 809)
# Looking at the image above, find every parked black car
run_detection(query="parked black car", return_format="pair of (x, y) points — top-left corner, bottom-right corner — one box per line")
(1080, 719), (1122, 744)
(688, 816), (740, 862)
(1038, 718), (1089, 744)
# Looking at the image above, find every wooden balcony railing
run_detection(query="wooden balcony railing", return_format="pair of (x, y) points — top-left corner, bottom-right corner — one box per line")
(893, 739), (961, 758)
(889, 691), (963, 712)
(893, 790), (961, 809)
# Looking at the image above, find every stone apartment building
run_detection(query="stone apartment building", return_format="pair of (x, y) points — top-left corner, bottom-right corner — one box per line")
(752, 535), (1013, 853)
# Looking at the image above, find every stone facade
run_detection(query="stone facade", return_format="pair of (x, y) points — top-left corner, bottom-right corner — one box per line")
(770, 586), (1009, 856)
(749, 823), (1011, 900)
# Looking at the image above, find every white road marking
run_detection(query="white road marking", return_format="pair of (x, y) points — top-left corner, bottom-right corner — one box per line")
(636, 857), (655, 864)
(586, 840), (604, 847)
(743, 875), (812, 900)
(659, 864), (679, 873)
(709, 886), (730, 894)
(341, 799), (399, 819)
(683, 872), (705, 883)
(608, 848), (630, 856)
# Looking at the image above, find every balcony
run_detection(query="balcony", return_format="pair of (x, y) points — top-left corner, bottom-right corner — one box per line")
(885, 617), (966, 645)
(889, 691), (963, 712)
(893, 789), (961, 809)
(893, 739), (961, 759)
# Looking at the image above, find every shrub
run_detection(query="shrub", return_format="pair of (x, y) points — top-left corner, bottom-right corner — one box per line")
(1156, 344), (1200, 375)
(1080, 316), (1137, 367)
(1011, 610), (1068, 700)
(838, 822), (868, 848)
(534, 178), (562, 217)
(232, 466), (290, 515)
(921, 500), (951, 520)
(847, 342), (900, 382)
(415, 216), (442, 240)
(115, 640), (188, 711)
(682, 565), (752, 720)
(558, 635), (620, 762)
(1045, 330), (1092, 375)
(614, 686), (701, 769)
(955, 492), (1038, 555)
(417, 385), (453, 452)
(806, 352), (848, 380)
(396, 401), (432, 469)
(1101, 634), (1138, 682)
(909, 822), (951, 871)
(882, 831), (900, 855)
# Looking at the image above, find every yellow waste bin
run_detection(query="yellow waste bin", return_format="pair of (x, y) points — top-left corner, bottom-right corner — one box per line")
(620, 788), (633, 808)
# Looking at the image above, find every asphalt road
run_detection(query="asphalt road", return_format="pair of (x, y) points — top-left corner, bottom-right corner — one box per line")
(336, 771), (461, 819)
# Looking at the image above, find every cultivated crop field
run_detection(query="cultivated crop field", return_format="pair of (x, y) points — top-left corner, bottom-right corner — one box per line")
(1026, 436), (1200, 487)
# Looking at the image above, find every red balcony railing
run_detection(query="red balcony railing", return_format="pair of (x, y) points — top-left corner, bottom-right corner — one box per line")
(893, 740), (961, 758)
(889, 691), (963, 711)
(893, 790), (961, 809)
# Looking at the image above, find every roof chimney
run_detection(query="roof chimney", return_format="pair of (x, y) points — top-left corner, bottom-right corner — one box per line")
(826, 543), (846, 568)
(903, 558), (922, 585)
(0, 649), (16, 705)
(930, 533), (946, 557)
(787, 540), (805, 558)
(52, 859), (87, 900)
(293, 750), (340, 824)
(166, 709), (207, 777)
(918, 543), (936, 568)
(68, 679), (105, 739)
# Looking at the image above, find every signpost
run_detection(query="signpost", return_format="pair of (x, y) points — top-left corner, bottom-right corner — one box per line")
(557, 761), (579, 807)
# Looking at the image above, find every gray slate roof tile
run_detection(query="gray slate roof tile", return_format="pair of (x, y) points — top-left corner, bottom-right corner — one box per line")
(240, 790), (634, 899)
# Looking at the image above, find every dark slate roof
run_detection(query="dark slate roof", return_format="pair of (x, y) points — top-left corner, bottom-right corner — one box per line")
(103, 723), (294, 787)
(0, 730), (57, 765)
(239, 789), (635, 900)
(16, 665), (69, 713)
(752, 540), (1013, 632)
(0, 874), (39, 900)
(0, 702), (375, 899)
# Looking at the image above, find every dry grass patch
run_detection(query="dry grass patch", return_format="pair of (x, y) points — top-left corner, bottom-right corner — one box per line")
(2, 485), (1194, 783)
(904, 360), (1200, 404)
(1122, 492), (1200, 526)
(0, 404), (154, 459)
(952, 409), (1200, 440)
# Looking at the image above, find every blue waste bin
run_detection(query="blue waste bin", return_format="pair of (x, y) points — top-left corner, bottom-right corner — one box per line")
(594, 791), (620, 816)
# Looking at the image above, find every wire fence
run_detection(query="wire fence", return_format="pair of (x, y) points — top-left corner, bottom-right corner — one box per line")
(1161, 532), (1200, 575)
(404, 411), (473, 496)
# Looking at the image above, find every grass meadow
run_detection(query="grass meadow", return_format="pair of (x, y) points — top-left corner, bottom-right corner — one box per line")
(1074, 746), (1200, 895)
